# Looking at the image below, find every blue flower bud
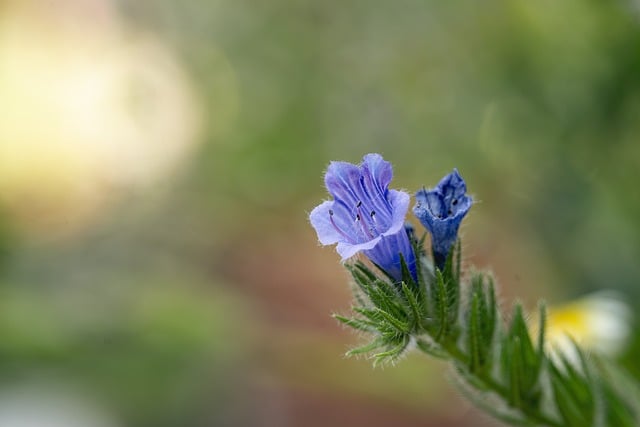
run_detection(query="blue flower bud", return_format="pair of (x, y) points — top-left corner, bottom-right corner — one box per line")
(414, 169), (472, 269)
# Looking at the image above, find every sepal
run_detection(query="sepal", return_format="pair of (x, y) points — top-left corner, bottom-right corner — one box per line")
(500, 303), (543, 410)
(464, 273), (498, 374)
(337, 260), (429, 365)
(427, 240), (461, 343)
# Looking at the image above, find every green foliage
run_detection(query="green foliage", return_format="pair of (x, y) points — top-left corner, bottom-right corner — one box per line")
(336, 239), (640, 426)
(547, 343), (637, 427)
(500, 303), (542, 410)
(465, 274), (497, 374)
(0, 282), (245, 427)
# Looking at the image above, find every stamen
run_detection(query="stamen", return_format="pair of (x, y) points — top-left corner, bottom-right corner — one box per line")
(369, 210), (378, 234)
(329, 210), (354, 243)
(355, 203), (374, 239)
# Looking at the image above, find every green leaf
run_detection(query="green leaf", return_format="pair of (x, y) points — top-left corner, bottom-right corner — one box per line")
(465, 274), (498, 373)
(487, 277), (497, 333)
(372, 307), (410, 334)
(536, 302), (546, 357)
(468, 290), (482, 372)
(353, 261), (378, 282)
(432, 269), (448, 340)
(345, 338), (386, 357)
(548, 357), (594, 426)
(352, 306), (381, 322)
(400, 282), (425, 331)
(333, 314), (377, 332)
(567, 341), (636, 427)
(399, 254), (417, 288)
(500, 304), (543, 410)
(412, 232), (428, 283)
(372, 335), (411, 365)
(595, 357), (640, 426)
(442, 244), (460, 325)
(454, 239), (462, 283)
(347, 264), (376, 295)
(503, 335), (522, 408)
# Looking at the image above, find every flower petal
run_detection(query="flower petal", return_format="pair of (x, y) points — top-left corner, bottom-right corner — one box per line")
(324, 161), (362, 206)
(382, 189), (410, 236)
(325, 154), (394, 222)
(429, 191), (447, 218)
(336, 237), (381, 261)
(360, 154), (394, 224)
(309, 201), (343, 245)
(451, 194), (472, 218)
(361, 153), (393, 193)
(414, 189), (438, 230)
(438, 168), (467, 201)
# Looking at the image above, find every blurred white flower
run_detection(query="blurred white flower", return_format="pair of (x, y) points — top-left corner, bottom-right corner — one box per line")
(535, 292), (632, 361)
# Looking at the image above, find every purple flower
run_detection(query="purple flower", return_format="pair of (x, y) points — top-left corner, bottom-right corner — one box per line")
(413, 169), (472, 269)
(309, 154), (417, 282)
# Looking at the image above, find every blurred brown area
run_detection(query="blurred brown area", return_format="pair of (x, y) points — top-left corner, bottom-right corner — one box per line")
(1, 0), (640, 426)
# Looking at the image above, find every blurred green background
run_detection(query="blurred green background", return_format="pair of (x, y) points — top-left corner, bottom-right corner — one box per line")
(1, 0), (640, 426)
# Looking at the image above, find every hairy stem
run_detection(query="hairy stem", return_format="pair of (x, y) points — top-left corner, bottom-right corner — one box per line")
(420, 340), (562, 427)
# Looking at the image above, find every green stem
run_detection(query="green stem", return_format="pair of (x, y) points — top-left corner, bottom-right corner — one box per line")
(424, 341), (563, 427)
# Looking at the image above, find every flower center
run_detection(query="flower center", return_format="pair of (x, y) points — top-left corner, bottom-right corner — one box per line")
(329, 200), (379, 243)
(444, 198), (456, 218)
(428, 194), (461, 219)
